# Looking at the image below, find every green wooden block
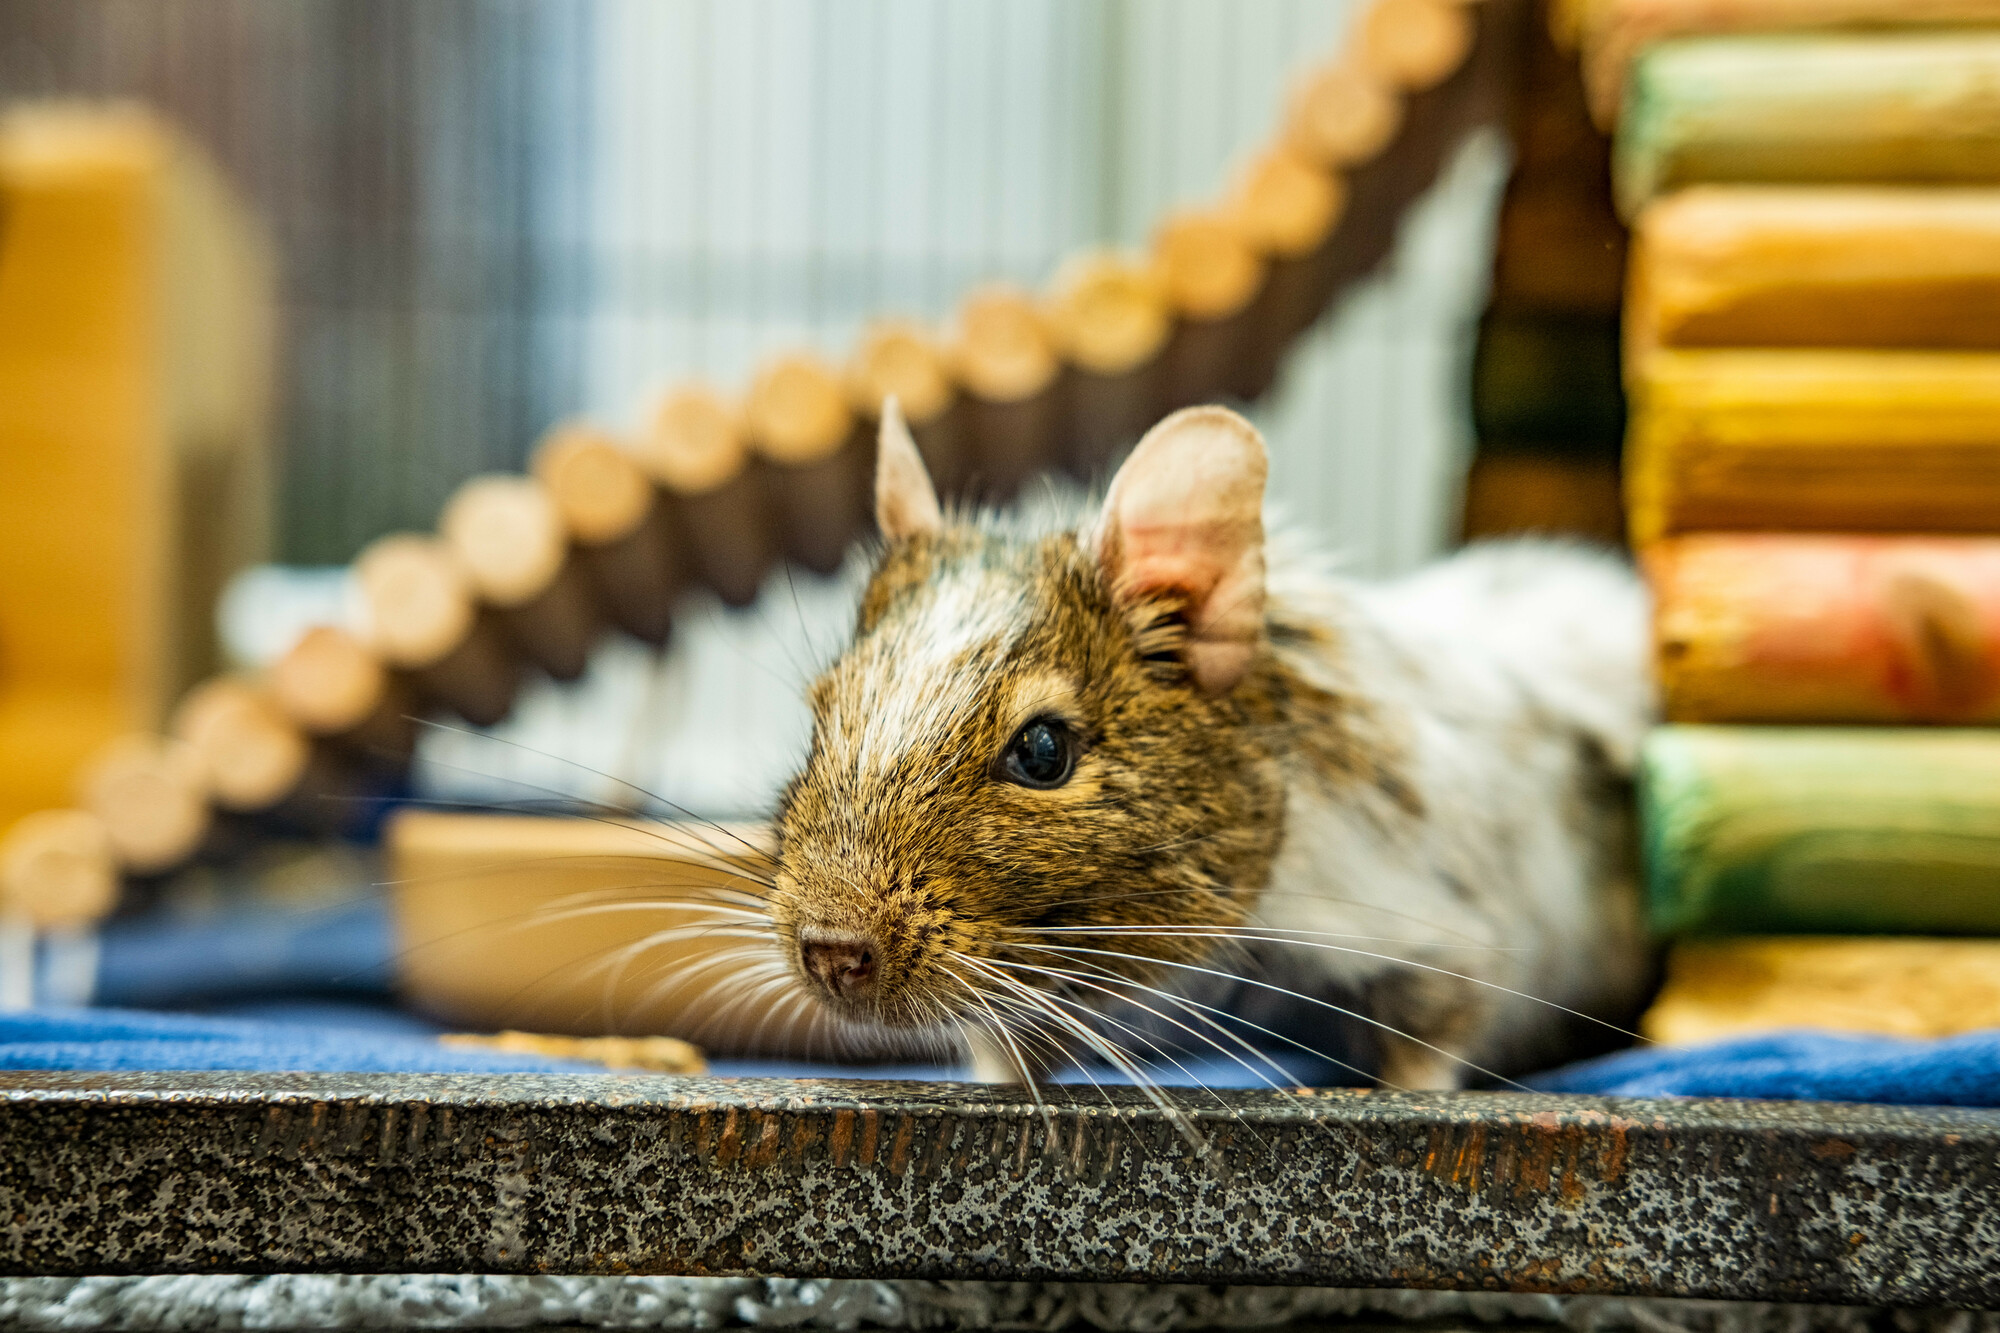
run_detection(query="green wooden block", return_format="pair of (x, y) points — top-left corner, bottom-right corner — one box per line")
(1615, 32), (2000, 216)
(1643, 725), (2000, 935)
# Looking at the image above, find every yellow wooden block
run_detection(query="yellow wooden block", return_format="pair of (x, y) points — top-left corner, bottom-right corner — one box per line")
(1643, 937), (2000, 1045)
(1626, 349), (2000, 542)
(1628, 186), (2000, 357)
(388, 811), (806, 1051)
(0, 103), (272, 833)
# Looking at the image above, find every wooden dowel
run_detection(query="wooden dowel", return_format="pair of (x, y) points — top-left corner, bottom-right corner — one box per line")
(1580, 0), (2000, 130)
(354, 534), (520, 728)
(637, 386), (776, 607)
(169, 676), (312, 815)
(1648, 534), (2000, 724)
(388, 810), (797, 1049)
(1284, 61), (1404, 170)
(441, 475), (601, 682)
(532, 423), (681, 647)
(1360, 0), (1477, 92)
(1045, 252), (1171, 479)
(0, 809), (120, 930)
(1314, 0), (1508, 303)
(1486, 0), (1627, 316)
(1642, 725), (2000, 936)
(849, 321), (963, 497)
(172, 674), (372, 836)
(1153, 211), (1268, 411)
(1615, 32), (2000, 218)
(76, 734), (212, 877)
(1460, 454), (1626, 545)
(1627, 349), (2000, 542)
(1227, 148), (1349, 401)
(746, 352), (864, 574)
(1642, 937), (2000, 1046)
(950, 284), (1064, 503)
(268, 625), (415, 767)
(1628, 186), (2000, 358)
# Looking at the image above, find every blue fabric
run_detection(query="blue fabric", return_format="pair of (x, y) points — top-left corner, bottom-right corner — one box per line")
(89, 897), (394, 1007)
(1528, 1028), (2000, 1106)
(0, 1006), (599, 1074)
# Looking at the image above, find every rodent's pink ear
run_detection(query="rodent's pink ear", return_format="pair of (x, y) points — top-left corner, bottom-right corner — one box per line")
(1093, 406), (1268, 694)
(875, 395), (943, 541)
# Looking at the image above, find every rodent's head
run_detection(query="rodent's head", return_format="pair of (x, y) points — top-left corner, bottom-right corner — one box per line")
(769, 401), (1289, 1053)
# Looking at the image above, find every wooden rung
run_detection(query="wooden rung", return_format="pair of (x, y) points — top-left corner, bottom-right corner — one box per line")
(1153, 211), (1267, 411)
(1045, 252), (1170, 478)
(354, 534), (520, 727)
(76, 734), (211, 877)
(388, 810), (795, 1049)
(1643, 724), (2000, 936)
(1628, 186), (2000, 356)
(951, 284), (1063, 502)
(532, 423), (681, 647)
(1579, 0), (2000, 130)
(1359, 0), (1476, 91)
(638, 385), (777, 608)
(0, 809), (119, 930)
(849, 322), (962, 496)
(1615, 31), (2000, 217)
(1228, 148), (1350, 400)
(1641, 937), (2000, 1046)
(747, 352), (864, 574)
(268, 625), (415, 766)
(1648, 534), (2000, 724)
(169, 676), (312, 815)
(441, 475), (601, 682)
(1626, 349), (2000, 542)
(1284, 61), (1403, 169)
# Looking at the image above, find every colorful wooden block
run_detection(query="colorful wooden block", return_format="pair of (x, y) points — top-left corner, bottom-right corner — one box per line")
(1626, 350), (2000, 542)
(1649, 534), (2000, 723)
(1615, 33), (2000, 215)
(1644, 725), (2000, 936)
(0, 104), (272, 836)
(1629, 186), (2000, 355)
(1642, 936), (2000, 1044)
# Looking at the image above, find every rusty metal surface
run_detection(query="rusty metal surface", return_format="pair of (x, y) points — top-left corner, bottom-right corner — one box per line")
(2, 1073), (1996, 1306)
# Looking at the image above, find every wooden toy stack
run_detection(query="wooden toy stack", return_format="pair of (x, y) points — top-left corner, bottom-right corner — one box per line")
(1592, 0), (2000, 1044)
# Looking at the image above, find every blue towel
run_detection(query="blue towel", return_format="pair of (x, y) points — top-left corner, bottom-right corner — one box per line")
(1528, 1028), (2000, 1106)
(89, 897), (395, 1007)
(0, 1006), (599, 1074)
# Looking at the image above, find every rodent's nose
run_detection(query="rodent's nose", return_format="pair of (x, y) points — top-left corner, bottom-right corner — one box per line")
(800, 933), (876, 1001)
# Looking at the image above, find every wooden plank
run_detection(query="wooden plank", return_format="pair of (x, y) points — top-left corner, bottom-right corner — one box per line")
(0, 105), (270, 834)
(1629, 186), (2000, 355)
(1614, 32), (2000, 216)
(1625, 349), (2000, 542)
(386, 810), (795, 1051)
(1643, 724), (2000, 935)
(1642, 935), (2000, 1044)
(1649, 534), (2000, 723)
(1579, 0), (2000, 128)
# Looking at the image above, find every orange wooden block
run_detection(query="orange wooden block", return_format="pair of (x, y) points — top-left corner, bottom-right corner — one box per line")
(1649, 534), (2000, 723)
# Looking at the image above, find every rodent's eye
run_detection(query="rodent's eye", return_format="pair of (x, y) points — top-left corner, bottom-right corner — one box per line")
(996, 718), (1076, 790)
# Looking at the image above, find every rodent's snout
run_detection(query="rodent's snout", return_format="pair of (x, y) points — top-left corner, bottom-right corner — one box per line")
(798, 930), (878, 1004)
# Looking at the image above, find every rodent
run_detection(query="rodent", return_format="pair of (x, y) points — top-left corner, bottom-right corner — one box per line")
(766, 400), (1653, 1090)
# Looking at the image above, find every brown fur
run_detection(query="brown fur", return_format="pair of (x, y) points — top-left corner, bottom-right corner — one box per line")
(769, 522), (1370, 1044)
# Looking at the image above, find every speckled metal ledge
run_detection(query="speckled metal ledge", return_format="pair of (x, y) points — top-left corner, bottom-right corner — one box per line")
(2, 1073), (1995, 1307)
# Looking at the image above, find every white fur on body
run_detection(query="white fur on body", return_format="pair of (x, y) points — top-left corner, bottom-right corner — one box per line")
(1249, 537), (1654, 1088)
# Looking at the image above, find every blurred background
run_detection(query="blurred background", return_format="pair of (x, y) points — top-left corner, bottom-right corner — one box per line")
(1, 0), (1507, 574)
